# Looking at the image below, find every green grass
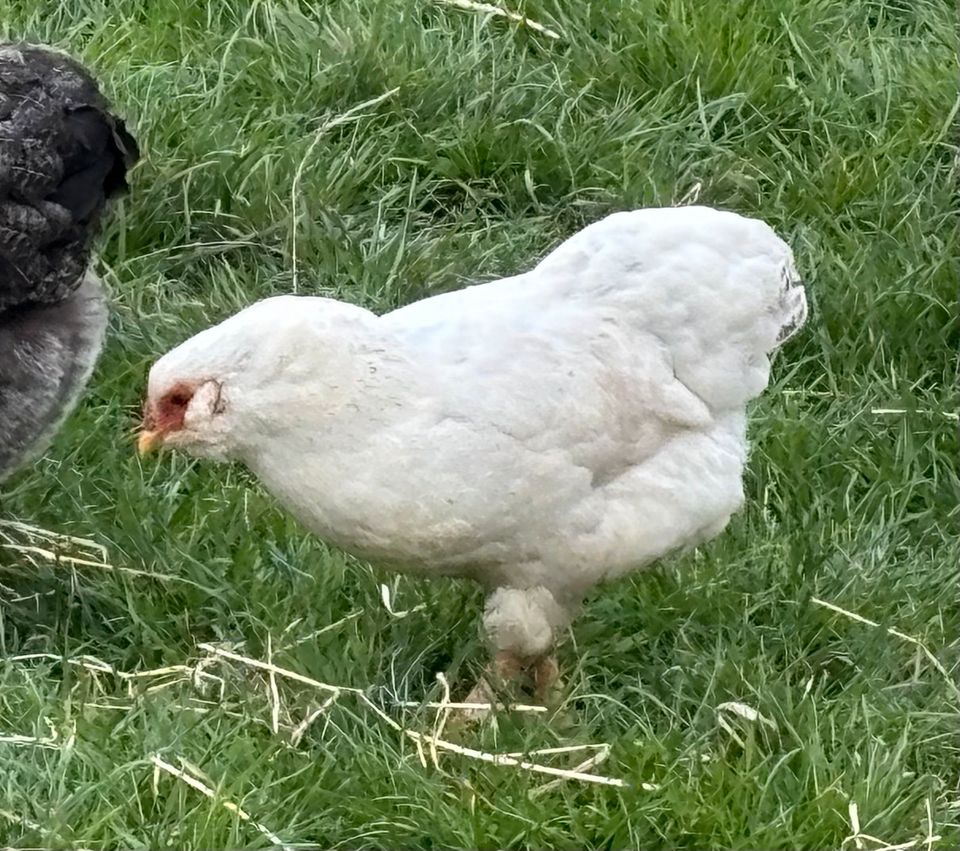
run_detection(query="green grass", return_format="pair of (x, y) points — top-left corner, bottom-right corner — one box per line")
(1, 0), (957, 847)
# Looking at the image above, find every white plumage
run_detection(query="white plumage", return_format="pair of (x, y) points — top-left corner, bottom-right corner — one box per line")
(141, 205), (807, 702)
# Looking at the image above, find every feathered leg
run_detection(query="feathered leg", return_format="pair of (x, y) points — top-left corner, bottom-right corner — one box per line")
(453, 585), (570, 723)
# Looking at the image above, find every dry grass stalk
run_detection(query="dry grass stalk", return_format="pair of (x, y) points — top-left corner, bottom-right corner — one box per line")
(280, 610), (363, 651)
(198, 643), (630, 789)
(0, 521), (190, 584)
(812, 597), (960, 700)
(266, 634), (281, 735)
(356, 692), (628, 788)
(715, 700), (778, 747)
(407, 729), (627, 787)
(197, 642), (359, 694)
(150, 755), (292, 850)
(503, 744), (608, 758)
(0, 717), (69, 750)
(0, 731), (60, 748)
(530, 744), (612, 796)
(429, 672), (453, 769)
(393, 699), (547, 713)
(675, 181), (703, 206)
(290, 694), (340, 746)
(5, 652), (224, 697)
(0, 520), (107, 559)
(434, 0), (561, 39)
(7, 652), (115, 674)
(379, 581), (427, 618)
(870, 408), (958, 420)
(842, 800), (942, 851)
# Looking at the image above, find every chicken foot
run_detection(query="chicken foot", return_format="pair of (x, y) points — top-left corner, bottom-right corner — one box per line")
(455, 650), (561, 722)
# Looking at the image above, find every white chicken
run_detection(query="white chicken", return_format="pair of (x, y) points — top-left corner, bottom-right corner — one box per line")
(139, 205), (807, 708)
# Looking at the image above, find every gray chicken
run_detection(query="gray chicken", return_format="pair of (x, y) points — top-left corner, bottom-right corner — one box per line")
(0, 43), (138, 482)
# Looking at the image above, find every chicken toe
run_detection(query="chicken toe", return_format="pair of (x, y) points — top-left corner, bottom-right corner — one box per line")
(456, 650), (526, 722)
(531, 654), (561, 705)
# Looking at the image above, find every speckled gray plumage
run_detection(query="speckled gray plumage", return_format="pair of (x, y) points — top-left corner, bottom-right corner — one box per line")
(0, 272), (107, 479)
(0, 43), (138, 481)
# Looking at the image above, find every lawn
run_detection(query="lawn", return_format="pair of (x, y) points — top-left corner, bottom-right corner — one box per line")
(1, 0), (957, 848)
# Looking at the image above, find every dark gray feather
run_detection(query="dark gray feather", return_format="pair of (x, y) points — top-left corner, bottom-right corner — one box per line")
(0, 273), (107, 480)
(0, 43), (138, 310)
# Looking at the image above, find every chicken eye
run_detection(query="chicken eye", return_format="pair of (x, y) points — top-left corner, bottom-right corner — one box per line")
(167, 391), (191, 408)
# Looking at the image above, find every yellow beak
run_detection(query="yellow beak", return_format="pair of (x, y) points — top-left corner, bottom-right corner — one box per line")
(137, 430), (162, 455)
